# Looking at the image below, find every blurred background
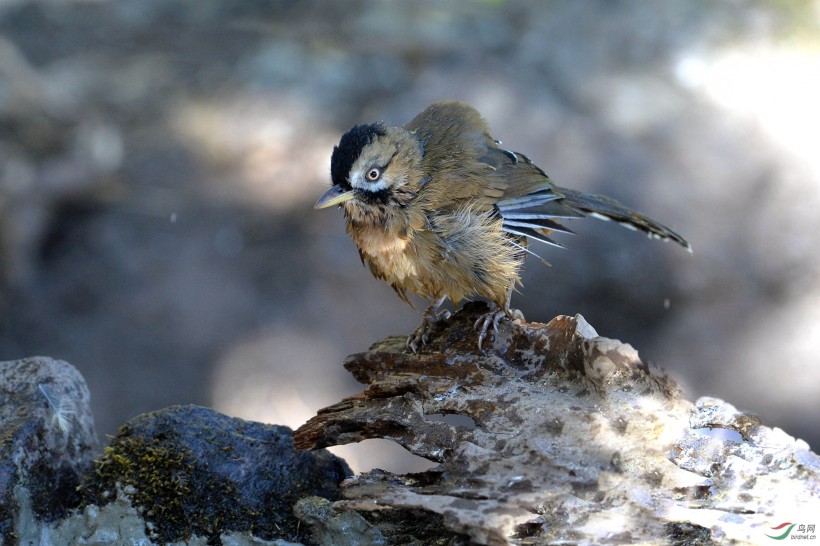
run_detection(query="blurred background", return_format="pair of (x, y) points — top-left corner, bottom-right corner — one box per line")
(0, 0), (818, 472)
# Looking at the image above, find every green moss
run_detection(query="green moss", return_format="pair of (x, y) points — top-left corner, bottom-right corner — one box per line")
(78, 407), (348, 545)
(82, 437), (196, 543)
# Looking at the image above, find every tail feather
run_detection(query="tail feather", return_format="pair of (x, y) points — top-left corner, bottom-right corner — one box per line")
(558, 188), (691, 250)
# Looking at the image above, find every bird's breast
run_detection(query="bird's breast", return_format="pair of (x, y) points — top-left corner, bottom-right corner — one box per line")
(351, 224), (421, 284)
(347, 211), (516, 306)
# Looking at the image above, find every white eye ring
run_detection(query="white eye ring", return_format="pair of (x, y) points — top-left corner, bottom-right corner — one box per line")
(366, 167), (381, 182)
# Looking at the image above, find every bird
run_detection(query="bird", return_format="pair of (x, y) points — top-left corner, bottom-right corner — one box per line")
(315, 100), (690, 352)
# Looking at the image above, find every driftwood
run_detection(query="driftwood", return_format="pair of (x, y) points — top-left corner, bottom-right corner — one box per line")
(295, 302), (820, 545)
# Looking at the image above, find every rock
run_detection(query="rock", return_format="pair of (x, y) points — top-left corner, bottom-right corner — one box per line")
(293, 496), (386, 546)
(294, 302), (820, 545)
(0, 356), (97, 545)
(4, 305), (817, 545)
(79, 405), (351, 545)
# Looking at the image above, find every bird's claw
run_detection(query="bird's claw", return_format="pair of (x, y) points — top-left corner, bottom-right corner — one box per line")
(474, 310), (503, 349)
(474, 308), (525, 349)
(406, 309), (451, 353)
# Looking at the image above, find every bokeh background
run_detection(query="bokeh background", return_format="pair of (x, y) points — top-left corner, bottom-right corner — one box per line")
(1, 0), (818, 472)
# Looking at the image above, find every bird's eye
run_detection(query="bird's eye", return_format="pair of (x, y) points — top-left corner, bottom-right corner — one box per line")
(366, 167), (382, 182)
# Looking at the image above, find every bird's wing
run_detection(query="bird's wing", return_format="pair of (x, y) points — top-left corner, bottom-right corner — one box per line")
(404, 101), (578, 248)
(405, 101), (503, 205)
(406, 101), (689, 250)
(479, 146), (582, 248)
(406, 101), (556, 198)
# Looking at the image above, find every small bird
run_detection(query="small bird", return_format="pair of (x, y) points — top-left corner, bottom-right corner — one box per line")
(315, 101), (689, 351)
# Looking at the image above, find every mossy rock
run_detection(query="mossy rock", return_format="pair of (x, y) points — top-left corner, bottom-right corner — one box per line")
(81, 405), (350, 545)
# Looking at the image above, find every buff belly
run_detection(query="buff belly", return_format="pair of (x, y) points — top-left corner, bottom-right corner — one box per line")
(350, 210), (523, 307)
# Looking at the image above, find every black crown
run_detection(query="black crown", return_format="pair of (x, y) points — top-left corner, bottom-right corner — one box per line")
(330, 123), (386, 190)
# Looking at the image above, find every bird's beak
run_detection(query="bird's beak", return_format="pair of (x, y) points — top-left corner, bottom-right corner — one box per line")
(314, 185), (355, 209)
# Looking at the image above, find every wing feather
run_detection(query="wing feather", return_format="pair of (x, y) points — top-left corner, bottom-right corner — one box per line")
(501, 224), (564, 248)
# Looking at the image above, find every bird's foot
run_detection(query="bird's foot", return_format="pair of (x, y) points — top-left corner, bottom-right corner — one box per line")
(406, 308), (452, 353)
(474, 307), (525, 349)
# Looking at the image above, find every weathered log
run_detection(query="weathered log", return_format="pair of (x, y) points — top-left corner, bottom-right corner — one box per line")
(295, 302), (820, 545)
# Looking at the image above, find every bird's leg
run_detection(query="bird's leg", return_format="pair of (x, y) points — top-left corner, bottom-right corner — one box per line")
(406, 295), (450, 353)
(474, 286), (525, 349)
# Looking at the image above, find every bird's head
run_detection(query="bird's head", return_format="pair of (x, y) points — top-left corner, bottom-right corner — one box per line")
(315, 123), (424, 223)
